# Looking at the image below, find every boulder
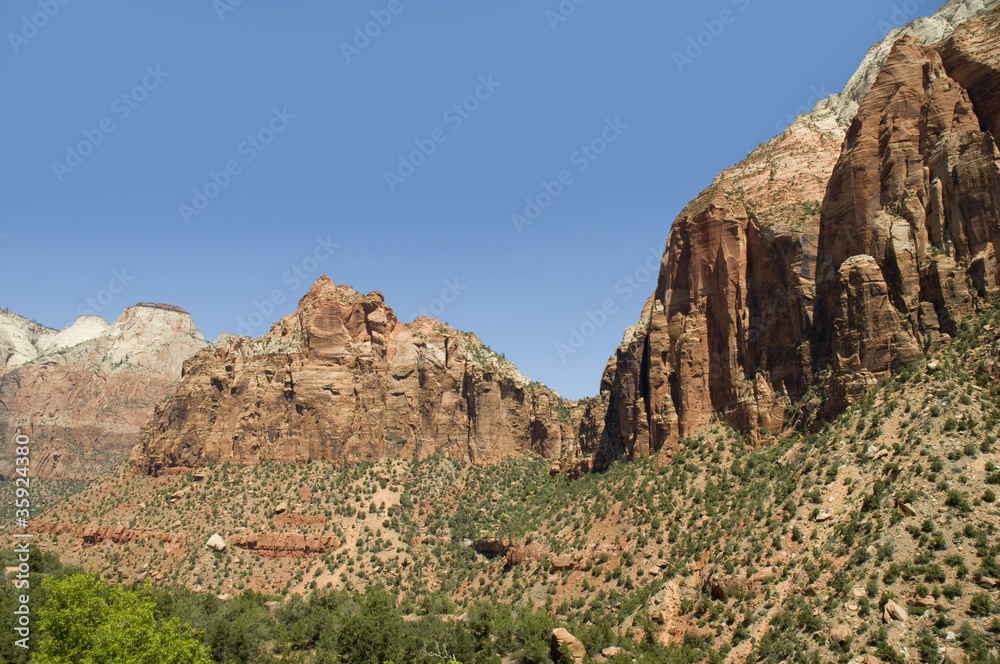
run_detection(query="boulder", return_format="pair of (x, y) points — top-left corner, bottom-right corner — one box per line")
(168, 487), (190, 503)
(551, 628), (586, 664)
(829, 624), (852, 643)
(206, 533), (226, 552)
(883, 599), (908, 622)
(602, 647), (622, 658)
(706, 573), (748, 599)
(550, 555), (575, 572)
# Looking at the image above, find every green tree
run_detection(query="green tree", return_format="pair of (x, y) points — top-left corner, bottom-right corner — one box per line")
(334, 588), (406, 664)
(205, 590), (274, 663)
(33, 573), (211, 664)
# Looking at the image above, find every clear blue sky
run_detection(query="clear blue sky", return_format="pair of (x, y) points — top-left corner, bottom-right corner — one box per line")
(1, 0), (933, 400)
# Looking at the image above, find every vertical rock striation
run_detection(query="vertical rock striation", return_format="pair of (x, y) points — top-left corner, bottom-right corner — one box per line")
(596, 100), (845, 464)
(131, 278), (591, 472)
(595, 7), (1000, 466)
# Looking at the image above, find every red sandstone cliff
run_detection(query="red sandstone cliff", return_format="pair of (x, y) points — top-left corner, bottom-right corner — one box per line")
(595, 11), (1000, 465)
(596, 98), (845, 463)
(131, 278), (594, 472)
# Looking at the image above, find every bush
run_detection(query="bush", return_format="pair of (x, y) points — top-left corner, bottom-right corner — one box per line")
(970, 592), (993, 617)
(942, 584), (963, 600)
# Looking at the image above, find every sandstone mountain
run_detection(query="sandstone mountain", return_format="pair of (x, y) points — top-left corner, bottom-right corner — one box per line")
(0, 304), (207, 480)
(10, 2), (1000, 664)
(26, 301), (1000, 663)
(130, 278), (598, 474)
(594, 3), (1000, 466)
(127, 1), (1000, 477)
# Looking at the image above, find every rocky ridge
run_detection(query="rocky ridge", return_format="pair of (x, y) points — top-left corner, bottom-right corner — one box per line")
(130, 277), (598, 473)
(123, 3), (1000, 476)
(0, 304), (208, 480)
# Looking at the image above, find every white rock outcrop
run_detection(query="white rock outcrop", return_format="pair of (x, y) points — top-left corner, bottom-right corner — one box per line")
(207, 534), (227, 552)
(35, 316), (110, 356)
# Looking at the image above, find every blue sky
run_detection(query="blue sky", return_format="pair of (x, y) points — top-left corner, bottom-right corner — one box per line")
(1, 0), (934, 400)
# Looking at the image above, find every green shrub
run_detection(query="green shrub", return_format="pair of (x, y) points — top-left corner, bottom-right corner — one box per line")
(970, 592), (993, 617)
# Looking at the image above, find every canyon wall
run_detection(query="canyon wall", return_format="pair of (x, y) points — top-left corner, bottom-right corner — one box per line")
(595, 8), (1000, 465)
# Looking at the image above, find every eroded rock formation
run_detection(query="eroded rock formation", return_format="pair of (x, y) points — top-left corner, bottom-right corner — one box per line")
(132, 278), (594, 472)
(814, 32), (999, 409)
(228, 533), (341, 557)
(0, 304), (208, 480)
(596, 97), (845, 463)
(595, 9), (1000, 465)
(32, 522), (183, 546)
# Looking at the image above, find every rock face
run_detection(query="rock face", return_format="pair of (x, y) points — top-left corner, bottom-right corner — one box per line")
(834, 0), (999, 125)
(593, 8), (1000, 465)
(227, 533), (341, 557)
(132, 278), (592, 472)
(473, 537), (553, 569)
(705, 573), (749, 600)
(32, 522), (182, 547)
(814, 31), (999, 409)
(0, 309), (58, 373)
(8, 4), (998, 481)
(596, 97), (845, 462)
(0, 304), (208, 480)
(821, 255), (924, 413)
